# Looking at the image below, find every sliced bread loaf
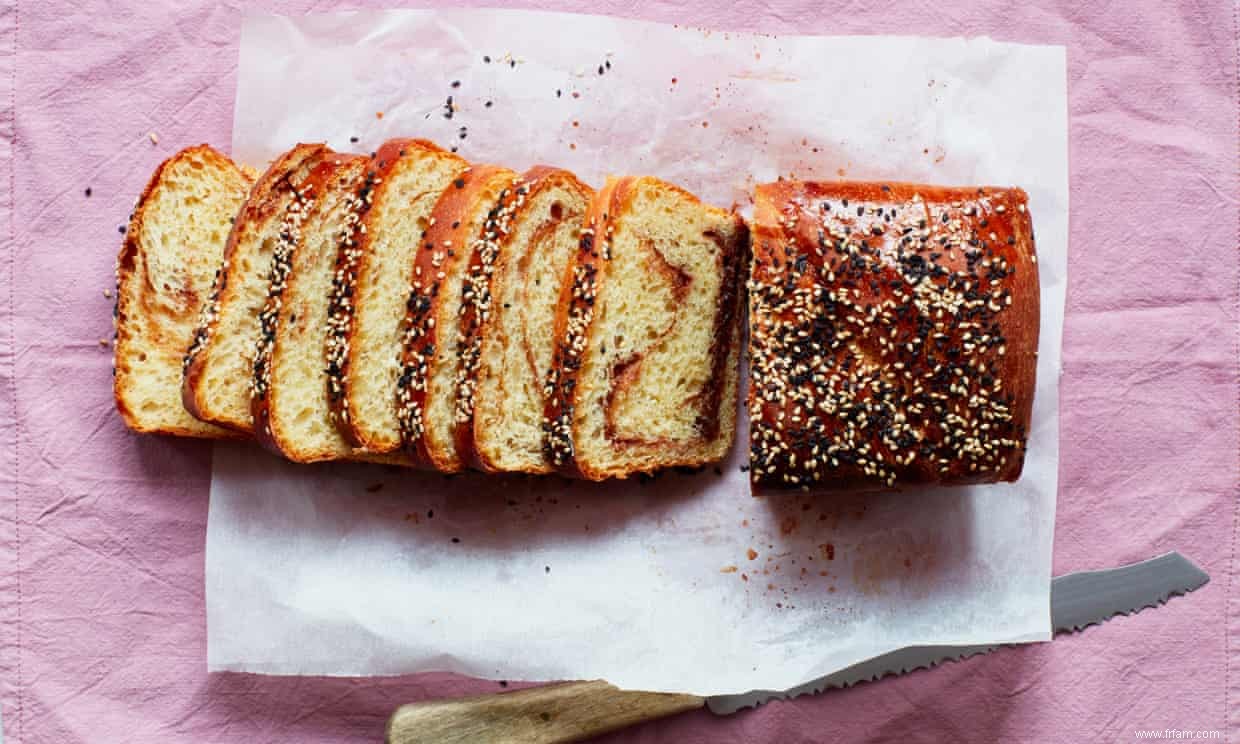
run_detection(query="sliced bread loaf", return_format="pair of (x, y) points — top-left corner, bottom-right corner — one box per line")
(396, 164), (518, 472)
(466, 167), (594, 473)
(543, 176), (747, 479)
(181, 143), (331, 432)
(326, 139), (469, 453)
(251, 154), (404, 464)
(115, 145), (253, 437)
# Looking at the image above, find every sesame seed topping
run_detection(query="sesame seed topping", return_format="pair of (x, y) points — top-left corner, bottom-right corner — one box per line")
(748, 185), (1030, 489)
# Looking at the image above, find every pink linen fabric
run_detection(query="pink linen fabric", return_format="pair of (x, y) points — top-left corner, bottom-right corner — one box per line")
(0, 1), (1236, 742)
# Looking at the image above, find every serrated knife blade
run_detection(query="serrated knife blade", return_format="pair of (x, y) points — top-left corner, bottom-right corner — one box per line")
(706, 551), (1209, 714)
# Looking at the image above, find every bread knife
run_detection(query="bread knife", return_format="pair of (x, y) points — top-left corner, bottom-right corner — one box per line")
(386, 551), (1209, 743)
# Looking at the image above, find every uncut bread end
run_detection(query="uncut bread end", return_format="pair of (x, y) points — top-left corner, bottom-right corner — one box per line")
(250, 154), (405, 465)
(469, 167), (594, 474)
(397, 164), (518, 473)
(328, 139), (469, 455)
(181, 143), (331, 434)
(114, 144), (253, 438)
(544, 176), (746, 480)
(747, 180), (1038, 491)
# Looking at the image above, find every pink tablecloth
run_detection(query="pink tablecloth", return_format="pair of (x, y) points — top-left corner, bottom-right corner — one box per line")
(1, 1), (1236, 742)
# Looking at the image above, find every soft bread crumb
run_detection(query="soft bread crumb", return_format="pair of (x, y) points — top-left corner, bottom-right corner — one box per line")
(114, 146), (252, 437)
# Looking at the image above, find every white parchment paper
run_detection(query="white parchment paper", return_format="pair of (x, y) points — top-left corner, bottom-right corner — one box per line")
(208, 9), (1068, 696)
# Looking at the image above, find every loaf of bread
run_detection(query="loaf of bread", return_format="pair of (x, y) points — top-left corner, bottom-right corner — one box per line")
(115, 145), (253, 437)
(543, 176), (746, 480)
(126, 135), (1044, 489)
(251, 153), (400, 464)
(182, 143), (331, 433)
(748, 180), (1039, 490)
(326, 139), (469, 454)
(466, 167), (594, 473)
(396, 164), (518, 473)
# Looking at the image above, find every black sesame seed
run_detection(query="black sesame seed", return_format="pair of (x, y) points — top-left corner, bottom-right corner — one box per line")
(556, 89), (562, 97)
(84, 187), (92, 197)
(451, 80), (461, 88)
(451, 537), (460, 543)
(598, 65), (605, 75)
(485, 100), (493, 108)
(349, 136), (359, 143)
(454, 178), (466, 189)
(509, 59), (516, 68)
(117, 225), (126, 234)
(483, 55), (491, 63)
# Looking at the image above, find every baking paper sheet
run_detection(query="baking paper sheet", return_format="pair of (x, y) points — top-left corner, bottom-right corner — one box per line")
(208, 9), (1067, 696)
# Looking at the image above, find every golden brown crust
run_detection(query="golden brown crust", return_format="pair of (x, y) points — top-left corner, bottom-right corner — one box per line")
(543, 177), (746, 479)
(748, 180), (1039, 490)
(541, 179), (623, 477)
(325, 138), (464, 452)
(455, 166), (592, 474)
(114, 144), (251, 439)
(181, 143), (330, 432)
(395, 164), (516, 472)
(251, 153), (365, 458)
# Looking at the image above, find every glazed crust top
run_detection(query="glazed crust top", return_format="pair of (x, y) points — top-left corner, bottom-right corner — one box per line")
(396, 163), (516, 469)
(324, 138), (453, 448)
(748, 180), (1039, 490)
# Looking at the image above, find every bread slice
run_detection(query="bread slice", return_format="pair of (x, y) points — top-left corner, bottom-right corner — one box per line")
(251, 154), (404, 464)
(395, 164), (518, 472)
(543, 176), (746, 480)
(464, 167), (594, 473)
(114, 145), (254, 437)
(182, 143), (331, 433)
(747, 181), (1039, 490)
(326, 139), (469, 453)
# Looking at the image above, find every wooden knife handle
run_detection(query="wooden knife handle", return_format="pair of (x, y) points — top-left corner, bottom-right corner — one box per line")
(385, 680), (705, 744)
